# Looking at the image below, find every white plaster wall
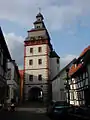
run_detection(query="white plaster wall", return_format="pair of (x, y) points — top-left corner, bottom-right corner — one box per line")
(7, 61), (18, 103)
(25, 69), (48, 84)
(25, 44), (49, 84)
(25, 56), (47, 69)
(28, 30), (46, 37)
(52, 75), (65, 101)
(50, 58), (60, 80)
(26, 44), (47, 56)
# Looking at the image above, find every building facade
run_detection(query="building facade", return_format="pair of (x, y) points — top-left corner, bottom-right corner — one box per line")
(19, 70), (24, 102)
(69, 46), (90, 106)
(0, 27), (11, 103)
(6, 60), (20, 104)
(52, 58), (76, 102)
(24, 12), (60, 103)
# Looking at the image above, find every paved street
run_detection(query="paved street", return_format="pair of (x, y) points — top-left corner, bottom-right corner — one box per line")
(0, 111), (50, 120)
(0, 102), (49, 120)
(16, 107), (46, 113)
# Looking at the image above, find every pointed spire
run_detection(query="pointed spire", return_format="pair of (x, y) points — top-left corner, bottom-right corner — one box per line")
(39, 7), (41, 13)
(36, 12), (44, 20)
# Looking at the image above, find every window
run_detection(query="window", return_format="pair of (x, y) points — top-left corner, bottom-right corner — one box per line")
(7, 68), (11, 80)
(38, 47), (42, 52)
(70, 92), (74, 100)
(57, 58), (59, 64)
(38, 75), (42, 81)
(37, 26), (40, 28)
(30, 48), (33, 53)
(29, 60), (33, 65)
(29, 75), (33, 81)
(38, 59), (42, 65)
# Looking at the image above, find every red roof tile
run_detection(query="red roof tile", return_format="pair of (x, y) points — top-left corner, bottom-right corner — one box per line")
(79, 45), (90, 58)
(69, 45), (90, 76)
(69, 63), (82, 76)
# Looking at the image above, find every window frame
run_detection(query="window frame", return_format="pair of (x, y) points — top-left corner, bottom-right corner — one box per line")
(29, 59), (33, 65)
(38, 74), (42, 81)
(29, 75), (33, 81)
(30, 48), (33, 54)
(38, 47), (42, 52)
(38, 59), (42, 65)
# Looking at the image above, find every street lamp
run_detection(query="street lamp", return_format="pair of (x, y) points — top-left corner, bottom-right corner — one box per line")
(66, 68), (70, 105)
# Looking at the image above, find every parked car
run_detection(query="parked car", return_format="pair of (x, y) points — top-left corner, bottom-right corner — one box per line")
(52, 101), (69, 119)
(47, 101), (70, 119)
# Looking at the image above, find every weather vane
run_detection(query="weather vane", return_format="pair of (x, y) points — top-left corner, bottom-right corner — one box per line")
(39, 7), (41, 13)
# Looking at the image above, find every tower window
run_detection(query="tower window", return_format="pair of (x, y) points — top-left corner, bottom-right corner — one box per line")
(38, 75), (42, 81)
(57, 59), (59, 64)
(37, 26), (40, 28)
(38, 59), (42, 65)
(38, 47), (42, 52)
(29, 60), (33, 65)
(29, 75), (33, 81)
(30, 48), (33, 53)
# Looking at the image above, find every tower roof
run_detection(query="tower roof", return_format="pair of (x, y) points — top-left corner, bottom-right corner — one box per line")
(36, 12), (44, 20)
(50, 51), (60, 58)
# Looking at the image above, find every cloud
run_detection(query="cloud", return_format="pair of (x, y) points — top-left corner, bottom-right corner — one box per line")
(60, 54), (78, 69)
(0, 0), (90, 31)
(4, 32), (24, 69)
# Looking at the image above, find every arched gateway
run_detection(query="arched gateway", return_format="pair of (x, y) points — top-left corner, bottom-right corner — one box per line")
(28, 87), (43, 101)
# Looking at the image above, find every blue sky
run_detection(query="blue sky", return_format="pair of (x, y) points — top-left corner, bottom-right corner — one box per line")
(0, 0), (90, 69)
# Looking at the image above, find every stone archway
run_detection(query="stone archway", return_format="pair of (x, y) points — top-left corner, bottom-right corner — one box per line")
(28, 87), (43, 102)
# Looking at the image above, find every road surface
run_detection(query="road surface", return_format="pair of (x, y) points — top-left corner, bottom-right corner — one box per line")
(1, 111), (50, 120)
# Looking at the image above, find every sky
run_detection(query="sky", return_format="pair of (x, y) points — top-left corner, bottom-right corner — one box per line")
(0, 0), (90, 69)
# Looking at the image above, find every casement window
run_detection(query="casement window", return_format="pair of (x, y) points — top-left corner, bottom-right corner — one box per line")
(29, 75), (33, 81)
(38, 47), (42, 52)
(38, 74), (42, 81)
(30, 48), (33, 53)
(29, 60), (33, 65)
(38, 59), (42, 65)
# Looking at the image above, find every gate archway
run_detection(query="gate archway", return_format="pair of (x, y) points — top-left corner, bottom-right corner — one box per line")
(28, 87), (43, 102)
